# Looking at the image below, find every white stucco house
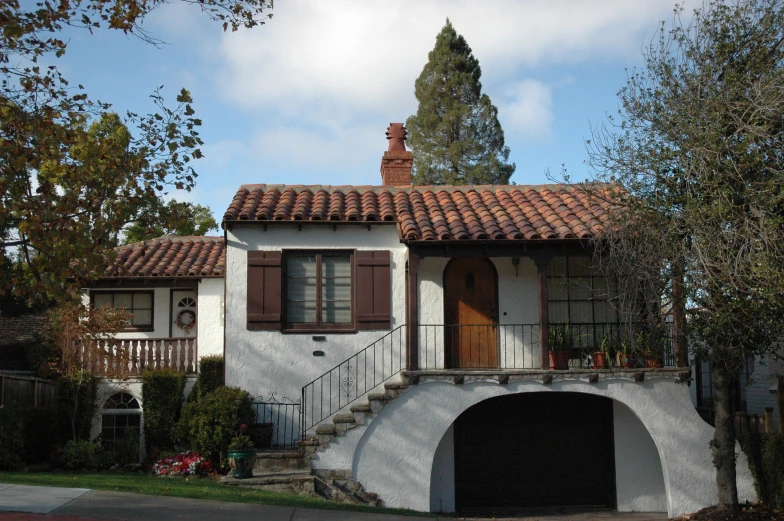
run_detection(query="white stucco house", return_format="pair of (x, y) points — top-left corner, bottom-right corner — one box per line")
(81, 124), (769, 515)
(218, 124), (757, 516)
(82, 235), (225, 453)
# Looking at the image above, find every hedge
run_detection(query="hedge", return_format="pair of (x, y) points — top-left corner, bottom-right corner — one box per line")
(179, 386), (255, 463)
(739, 432), (784, 508)
(194, 355), (224, 400)
(0, 408), (59, 469)
(142, 369), (186, 454)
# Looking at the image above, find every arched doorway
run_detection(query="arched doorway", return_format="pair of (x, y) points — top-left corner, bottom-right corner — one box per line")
(444, 258), (498, 368)
(453, 392), (616, 509)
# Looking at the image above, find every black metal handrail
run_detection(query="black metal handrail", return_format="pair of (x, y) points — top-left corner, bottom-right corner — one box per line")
(252, 394), (301, 449)
(301, 325), (407, 437)
(419, 324), (540, 369)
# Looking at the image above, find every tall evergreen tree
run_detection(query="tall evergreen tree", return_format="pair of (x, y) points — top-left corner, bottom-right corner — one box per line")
(406, 20), (515, 186)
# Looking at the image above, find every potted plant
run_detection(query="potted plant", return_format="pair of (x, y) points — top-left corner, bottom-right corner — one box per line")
(548, 324), (573, 370)
(592, 331), (611, 369)
(227, 424), (256, 479)
(615, 338), (637, 368)
(641, 331), (665, 368)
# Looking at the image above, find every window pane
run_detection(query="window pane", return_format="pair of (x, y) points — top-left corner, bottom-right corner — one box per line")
(94, 293), (113, 309)
(114, 293), (132, 310)
(288, 278), (317, 301)
(322, 278), (351, 301)
(594, 301), (617, 323)
(548, 278), (569, 300)
(131, 310), (152, 326)
(569, 256), (593, 276)
(288, 301), (316, 323)
(322, 302), (351, 324)
(570, 277), (593, 300)
(102, 415), (115, 428)
(548, 256), (567, 277)
(548, 302), (569, 323)
(592, 277), (610, 301)
(134, 293), (152, 309)
(322, 256), (351, 277)
(288, 256), (317, 277)
(569, 302), (593, 323)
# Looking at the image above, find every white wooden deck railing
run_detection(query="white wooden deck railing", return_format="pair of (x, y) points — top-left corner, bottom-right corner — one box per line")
(73, 338), (198, 377)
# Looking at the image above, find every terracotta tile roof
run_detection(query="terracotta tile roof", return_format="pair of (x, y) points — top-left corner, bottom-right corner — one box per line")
(223, 184), (612, 241)
(105, 236), (225, 278)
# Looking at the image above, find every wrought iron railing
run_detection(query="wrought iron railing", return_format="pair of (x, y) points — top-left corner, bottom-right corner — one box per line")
(419, 324), (540, 369)
(252, 394), (301, 449)
(301, 325), (406, 436)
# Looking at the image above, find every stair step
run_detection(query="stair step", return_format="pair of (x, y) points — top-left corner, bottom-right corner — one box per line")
(221, 469), (313, 487)
(383, 381), (408, 390)
(254, 449), (309, 470)
(315, 424), (336, 435)
(349, 403), (371, 412)
(332, 413), (356, 423)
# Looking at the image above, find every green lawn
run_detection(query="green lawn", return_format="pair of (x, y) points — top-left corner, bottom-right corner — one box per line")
(0, 471), (433, 517)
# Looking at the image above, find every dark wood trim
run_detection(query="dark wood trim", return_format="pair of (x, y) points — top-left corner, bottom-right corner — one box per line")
(86, 279), (200, 289)
(89, 289), (155, 331)
(282, 250), (356, 332)
(406, 239), (591, 259)
(406, 251), (421, 370)
(533, 255), (551, 369)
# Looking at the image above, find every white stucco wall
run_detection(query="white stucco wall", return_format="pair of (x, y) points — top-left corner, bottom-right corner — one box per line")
(744, 355), (782, 432)
(417, 256), (540, 369)
(614, 401), (667, 511)
(429, 424), (455, 513)
(196, 278), (225, 358)
(345, 377), (755, 517)
(224, 225), (407, 402)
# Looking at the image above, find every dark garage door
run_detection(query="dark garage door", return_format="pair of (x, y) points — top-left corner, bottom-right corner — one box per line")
(454, 392), (615, 509)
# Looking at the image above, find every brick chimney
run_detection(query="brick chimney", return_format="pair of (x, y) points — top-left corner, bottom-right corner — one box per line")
(380, 123), (413, 186)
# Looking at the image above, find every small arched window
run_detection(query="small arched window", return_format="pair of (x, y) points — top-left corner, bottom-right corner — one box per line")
(101, 393), (141, 453)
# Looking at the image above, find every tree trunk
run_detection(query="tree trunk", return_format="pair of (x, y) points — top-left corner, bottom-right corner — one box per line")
(711, 361), (739, 508)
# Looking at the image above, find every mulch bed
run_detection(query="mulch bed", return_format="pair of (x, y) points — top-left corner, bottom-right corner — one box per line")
(674, 505), (783, 521)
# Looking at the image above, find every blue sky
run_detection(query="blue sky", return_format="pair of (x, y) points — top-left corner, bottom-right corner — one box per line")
(56, 0), (682, 225)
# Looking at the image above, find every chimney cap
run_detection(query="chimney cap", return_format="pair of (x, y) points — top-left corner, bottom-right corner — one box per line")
(386, 123), (407, 153)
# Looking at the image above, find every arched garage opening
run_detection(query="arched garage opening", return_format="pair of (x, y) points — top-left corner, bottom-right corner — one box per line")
(452, 392), (616, 510)
(429, 391), (668, 513)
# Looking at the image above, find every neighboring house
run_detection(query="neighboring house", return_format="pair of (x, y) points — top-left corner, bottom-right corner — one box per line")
(219, 124), (756, 516)
(82, 235), (225, 454)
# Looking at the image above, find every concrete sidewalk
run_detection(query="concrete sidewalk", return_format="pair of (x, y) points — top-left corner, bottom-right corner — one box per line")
(0, 484), (669, 521)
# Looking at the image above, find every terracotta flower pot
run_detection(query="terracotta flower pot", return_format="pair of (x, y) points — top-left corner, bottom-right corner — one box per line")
(549, 351), (570, 370)
(645, 357), (663, 368)
(592, 352), (609, 369)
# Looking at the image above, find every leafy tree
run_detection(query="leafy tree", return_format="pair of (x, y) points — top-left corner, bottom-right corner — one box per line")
(584, 0), (784, 508)
(0, 0), (273, 305)
(406, 19), (515, 186)
(124, 201), (219, 244)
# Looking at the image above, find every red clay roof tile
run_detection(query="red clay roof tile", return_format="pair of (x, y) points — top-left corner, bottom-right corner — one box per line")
(223, 184), (612, 242)
(105, 236), (225, 278)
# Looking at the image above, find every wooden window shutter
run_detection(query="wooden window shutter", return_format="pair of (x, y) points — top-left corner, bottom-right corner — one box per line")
(355, 250), (391, 330)
(247, 251), (282, 330)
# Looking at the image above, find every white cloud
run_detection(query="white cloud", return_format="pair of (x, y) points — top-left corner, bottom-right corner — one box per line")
(498, 79), (554, 139)
(216, 0), (674, 114)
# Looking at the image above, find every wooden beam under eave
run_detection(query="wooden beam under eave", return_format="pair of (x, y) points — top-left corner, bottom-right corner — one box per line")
(534, 255), (551, 370)
(406, 251), (421, 371)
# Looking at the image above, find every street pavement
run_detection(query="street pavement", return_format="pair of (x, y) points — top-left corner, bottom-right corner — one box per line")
(0, 484), (669, 521)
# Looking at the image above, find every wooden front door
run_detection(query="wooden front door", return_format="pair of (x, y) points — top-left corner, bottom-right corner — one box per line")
(444, 258), (498, 368)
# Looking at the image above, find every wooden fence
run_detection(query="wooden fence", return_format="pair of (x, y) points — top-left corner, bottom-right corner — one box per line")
(0, 373), (57, 408)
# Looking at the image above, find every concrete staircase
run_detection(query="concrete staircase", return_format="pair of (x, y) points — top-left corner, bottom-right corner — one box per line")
(222, 378), (410, 506)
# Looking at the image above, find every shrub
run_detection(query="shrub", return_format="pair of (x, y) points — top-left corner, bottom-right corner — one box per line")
(179, 386), (255, 463)
(739, 433), (784, 507)
(142, 369), (186, 454)
(196, 355), (224, 399)
(53, 439), (104, 469)
(151, 451), (214, 476)
(109, 426), (141, 467)
(23, 408), (59, 463)
(57, 371), (98, 441)
(0, 408), (25, 470)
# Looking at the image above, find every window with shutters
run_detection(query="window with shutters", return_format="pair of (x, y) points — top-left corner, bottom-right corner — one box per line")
(284, 252), (354, 331)
(91, 291), (154, 331)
